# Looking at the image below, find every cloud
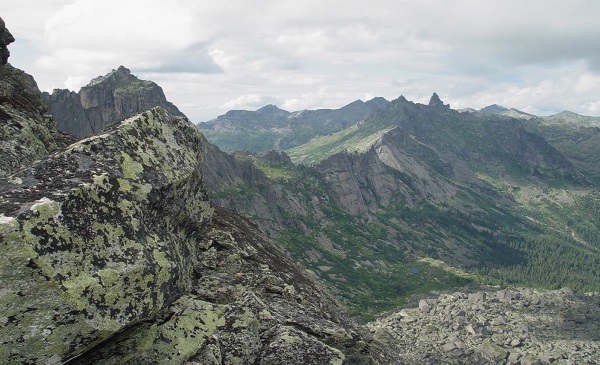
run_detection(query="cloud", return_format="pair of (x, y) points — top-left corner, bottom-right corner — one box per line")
(3, 0), (600, 120)
(222, 94), (281, 110)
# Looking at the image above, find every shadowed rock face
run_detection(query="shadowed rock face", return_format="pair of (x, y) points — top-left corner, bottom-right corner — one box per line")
(0, 17), (15, 65)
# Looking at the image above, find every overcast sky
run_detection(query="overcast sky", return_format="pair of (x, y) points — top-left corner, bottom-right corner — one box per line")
(3, 0), (600, 121)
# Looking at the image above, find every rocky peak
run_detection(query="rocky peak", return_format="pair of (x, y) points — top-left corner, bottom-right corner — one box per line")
(365, 96), (390, 109)
(86, 65), (133, 87)
(257, 104), (289, 117)
(44, 66), (185, 138)
(428, 92), (449, 109)
(0, 17), (15, 65)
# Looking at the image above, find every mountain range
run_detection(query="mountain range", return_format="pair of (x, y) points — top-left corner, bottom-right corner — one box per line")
(2, 41), (600, 364)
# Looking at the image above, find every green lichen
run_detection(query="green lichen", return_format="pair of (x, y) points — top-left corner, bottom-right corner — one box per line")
(0, 107), (216, 364)
(120, 151), (144, 180)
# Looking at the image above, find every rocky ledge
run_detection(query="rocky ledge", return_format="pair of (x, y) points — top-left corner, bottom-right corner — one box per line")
(369, 286), (600, 364)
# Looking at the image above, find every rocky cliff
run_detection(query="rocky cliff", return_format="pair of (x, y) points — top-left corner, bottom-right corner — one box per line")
(0, 59), (387, 363)
(44, 66), (184, 138)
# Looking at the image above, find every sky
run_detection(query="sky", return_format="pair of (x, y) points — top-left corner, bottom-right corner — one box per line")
(2, 0), (600, 122)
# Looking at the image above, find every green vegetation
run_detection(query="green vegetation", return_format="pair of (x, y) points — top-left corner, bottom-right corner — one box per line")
(205, 96), (600, 321)
(287, 125), (395, 165)
(113, 78), (156, 94)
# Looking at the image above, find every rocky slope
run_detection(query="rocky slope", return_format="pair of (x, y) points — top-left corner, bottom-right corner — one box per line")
(369, 286), (600, 364)
(0, 55), (388, 363)
(43, 66), (184, 138)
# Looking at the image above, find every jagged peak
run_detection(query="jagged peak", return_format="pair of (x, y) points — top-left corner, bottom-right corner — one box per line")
(85, 66), (140, 88)
(428, 92), (449, 109)
(0, 16), (15, 66)
(428, 92), (443, 107)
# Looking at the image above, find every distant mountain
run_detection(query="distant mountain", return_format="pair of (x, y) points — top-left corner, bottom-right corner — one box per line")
(540, 110), (600, 128)
(461, 105), (535, 120)
(43, 66), (184, 138)
(500, 108), (536, 120)
(197, 98), (389, 152)
(479, 104), (508, 114)
(524, 110), (600, 184)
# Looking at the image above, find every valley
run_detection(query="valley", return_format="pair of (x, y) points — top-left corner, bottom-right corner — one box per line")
(200, 92), (600, 320)
(2, 45), (599, 362)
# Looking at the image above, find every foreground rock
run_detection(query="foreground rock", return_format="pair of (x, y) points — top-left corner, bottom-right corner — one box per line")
(369, 286), (600, 364)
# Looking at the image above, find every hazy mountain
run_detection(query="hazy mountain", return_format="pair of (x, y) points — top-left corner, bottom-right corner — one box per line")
(198, 98), (389, 152)
(479, 104), (508, 114)
(460, 105), (535, 120)
(500, 108), (536, 120)
(540, 110), (600, 128)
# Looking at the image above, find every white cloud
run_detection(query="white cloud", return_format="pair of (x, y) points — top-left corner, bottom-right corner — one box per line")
(2, 0), (600, 120)
(222, 94), (280, 110)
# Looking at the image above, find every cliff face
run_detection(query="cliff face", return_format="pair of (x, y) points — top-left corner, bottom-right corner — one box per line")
(0, 62), (386, 363)
(44, 66), (185, 138)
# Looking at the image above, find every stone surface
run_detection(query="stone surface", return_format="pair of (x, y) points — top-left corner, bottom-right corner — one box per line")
(369, 286), (600, 364)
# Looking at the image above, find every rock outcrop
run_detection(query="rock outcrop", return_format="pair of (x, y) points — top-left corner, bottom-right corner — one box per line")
(0, 59), (387, 363)
(44, 66), (185, 138)
(369, 286), (600, 364)
(0, 64), (76, 177)
(0, 17), (14, 65)
(428, 92), (448, 109)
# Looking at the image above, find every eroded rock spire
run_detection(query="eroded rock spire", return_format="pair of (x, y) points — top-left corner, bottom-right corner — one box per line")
(0, 17), (15, 65)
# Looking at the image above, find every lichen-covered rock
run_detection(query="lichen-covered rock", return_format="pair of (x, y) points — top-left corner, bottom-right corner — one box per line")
(64, 206), (384, 364)
(0, 107), (212, 364)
